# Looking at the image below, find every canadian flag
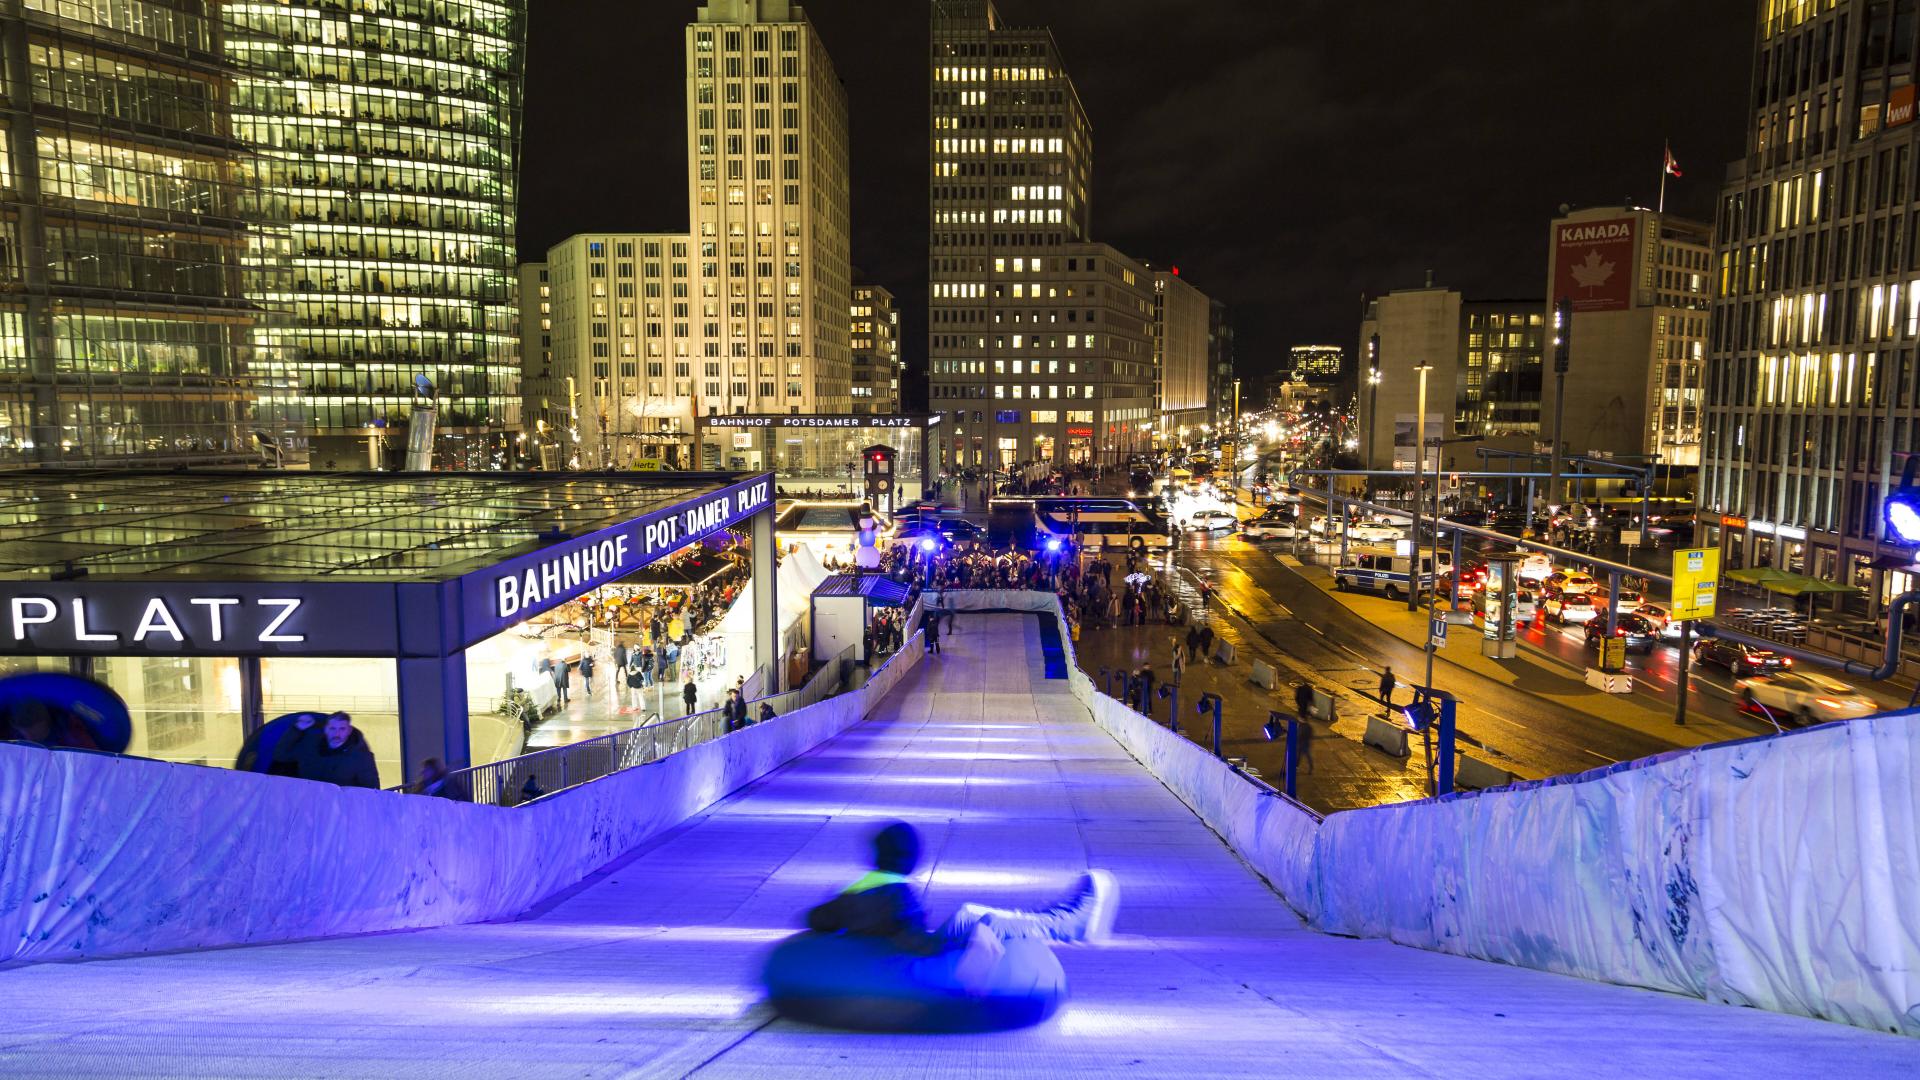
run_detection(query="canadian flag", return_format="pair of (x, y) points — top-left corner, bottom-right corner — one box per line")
(1664, 145), (1683, 178)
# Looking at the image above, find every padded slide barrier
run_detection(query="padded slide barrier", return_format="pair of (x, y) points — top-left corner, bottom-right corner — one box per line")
(0, 629), (923, 964)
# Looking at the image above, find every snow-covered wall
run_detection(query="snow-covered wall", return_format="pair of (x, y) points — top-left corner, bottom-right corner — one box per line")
(0, 628), (923, 964)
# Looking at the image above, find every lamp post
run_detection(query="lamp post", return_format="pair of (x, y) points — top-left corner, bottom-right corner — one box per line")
(1408, 362), (1431, 612)
(1546, 297), (1571, 510)
(1365, 332), (1380, 480)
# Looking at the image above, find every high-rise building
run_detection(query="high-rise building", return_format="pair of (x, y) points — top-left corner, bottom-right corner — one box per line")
(1358, 284), (1461, 472)
(1152, 270), (1211, 442)
(225, 1), (528, 470)
(1700, 1), (1920, 603)
(1544, 206), (1712, 469)
(687, 0), (851, 418)
(851, 283), (901, 415)
(519, 235), (697, 470)
(1458, 301), (1545, 440)
(0, 2), (297, 467)
(1289, 345), (1345, 385)
(1209, 297), (1234, 428)
(931, 0), (1157, 467)
(516, 261), (552, 465)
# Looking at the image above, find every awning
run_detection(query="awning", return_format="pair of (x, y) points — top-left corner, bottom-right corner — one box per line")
(1727, 566), (1860, 597)
(812, 573), (913, 607)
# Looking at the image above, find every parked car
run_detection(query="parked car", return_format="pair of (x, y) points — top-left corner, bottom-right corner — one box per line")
(1185, 508), (1239, 532)
(1545, 591), (1600, 625)
(1243, 517), (1300, 541)
(1517, 553), (1554, 582)
(1583, 613), (1661, 654)
(1692, 638), (1792, 676)
(1734, 672), (1878, 725)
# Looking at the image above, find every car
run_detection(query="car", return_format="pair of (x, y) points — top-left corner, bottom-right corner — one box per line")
(1632, 602), (1678, 635)
(1517, 553), (1554, 582)
(1440, 564), (1487, 600)
(1583, 613), (1660, 655)
(1545, 591), (1600, 625)
(1491, 507), (1530, 536)
(1185, 508), (1239, 532)
(1733, 672), (1878, 725)
(1513, 587), (1540, 626)
(1243, 517), (1300, 541)
(1691, 638), (1792, 676)
(1347, 520), (1404, 543)
(1544, 570), (1599, 595)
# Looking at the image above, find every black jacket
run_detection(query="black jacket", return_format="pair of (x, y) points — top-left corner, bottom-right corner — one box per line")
(271, 725), (380, 789)
(806, 878), (947, 955)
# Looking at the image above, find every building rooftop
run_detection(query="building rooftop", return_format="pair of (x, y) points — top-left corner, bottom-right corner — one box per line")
(0, 471), (754, 583)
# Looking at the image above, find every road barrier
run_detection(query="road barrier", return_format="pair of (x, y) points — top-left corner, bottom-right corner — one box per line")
(1364, 715), (1411, 758)
(1453, 752), (1513, 790)
(1250, 659), (1277, 689)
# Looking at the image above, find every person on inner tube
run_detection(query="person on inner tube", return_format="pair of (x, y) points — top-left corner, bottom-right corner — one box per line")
(805, 821), (1120, 978)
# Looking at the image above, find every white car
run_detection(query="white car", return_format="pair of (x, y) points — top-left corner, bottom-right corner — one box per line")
(1544, 591), (1600, 625)
(1185, 509), (1238, 532)
(1243, 517), (1299, 541)
(1735, 672), (1879, 725)
(1347, 520), (1404, 543)
(1517, 554), (1553, 582)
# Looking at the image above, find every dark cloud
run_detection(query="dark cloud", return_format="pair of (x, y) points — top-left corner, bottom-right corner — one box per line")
(521, 1), (1753, 407)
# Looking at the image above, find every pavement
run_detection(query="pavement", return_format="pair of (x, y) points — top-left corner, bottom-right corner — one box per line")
(4, 614), (1913, 1078)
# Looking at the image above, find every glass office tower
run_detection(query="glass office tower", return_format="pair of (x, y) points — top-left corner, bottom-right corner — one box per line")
(225, 1), (527, 470)
(0, 1), (295, 466)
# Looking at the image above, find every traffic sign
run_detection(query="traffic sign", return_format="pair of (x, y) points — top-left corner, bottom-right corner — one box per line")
(1671, 546), (1720, 620)
(1429, 615), (1449, 648)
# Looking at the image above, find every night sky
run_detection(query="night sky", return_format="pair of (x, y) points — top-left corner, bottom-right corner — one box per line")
(519, 1), (1755, 408)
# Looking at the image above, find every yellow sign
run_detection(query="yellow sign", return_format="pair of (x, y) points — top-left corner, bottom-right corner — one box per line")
(1600, 636), (1627, 671)
(1671, 546), (1720, 620)
(633, 459), (661, 472)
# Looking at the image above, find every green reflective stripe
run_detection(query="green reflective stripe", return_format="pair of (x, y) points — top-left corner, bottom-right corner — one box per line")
(841, 870), (907, 895)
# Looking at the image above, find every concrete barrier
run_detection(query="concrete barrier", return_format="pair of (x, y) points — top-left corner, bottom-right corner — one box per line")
(1364, 715), (1411, 758)
(1584, 668), (1634, 693)
(1454, 752), (1513, 790)
(1250, 659), (1277, 689)
(1213, 639), (1236, 665)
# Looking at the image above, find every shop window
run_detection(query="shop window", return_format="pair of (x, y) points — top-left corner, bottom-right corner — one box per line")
(94, 655), (243, 770)
(261, 658), (401, 788)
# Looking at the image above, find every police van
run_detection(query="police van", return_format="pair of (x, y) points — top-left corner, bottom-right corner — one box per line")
(1332, 553), (1445, 601)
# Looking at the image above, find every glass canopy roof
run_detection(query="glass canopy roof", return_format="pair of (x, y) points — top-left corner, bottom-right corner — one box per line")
(0, 472), (753, 582)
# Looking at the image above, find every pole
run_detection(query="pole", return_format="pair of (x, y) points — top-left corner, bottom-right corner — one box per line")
(1409, 363), (1429, 611)
(1211, 697), (1223, 758)
(1675, 619), (1692, 726)
(1659, 140), (1669, 214)
(1548, 298), (1571, 511)
(1437, 693), (1456, 796)
(1283, 713), (1299, 799)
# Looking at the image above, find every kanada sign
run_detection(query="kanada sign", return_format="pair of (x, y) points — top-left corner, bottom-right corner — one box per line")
(1553, 216), (1636, 313)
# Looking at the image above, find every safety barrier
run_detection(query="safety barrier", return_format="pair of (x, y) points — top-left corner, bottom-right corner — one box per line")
(0, 617), (924, 965)
(978, 588), (1920, 1039)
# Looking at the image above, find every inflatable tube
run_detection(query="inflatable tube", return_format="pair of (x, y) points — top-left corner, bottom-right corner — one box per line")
(234, 712), (327, 774)
(762, 931), (1067, 1033)
(0, 672), (132, 753)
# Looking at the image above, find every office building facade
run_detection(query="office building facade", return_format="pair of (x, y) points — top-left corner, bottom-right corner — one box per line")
(1544, 206), (1712, 471)
(1458, 301), (1545, 441)
(0, 1), (297, 467)
(686, 0), (852, 418)
(1152, 269), (1212, 442)
(1289, 345), (1344, 385)
(851, 283), (900, 414)
(1700, 0), (1920, 606)
(224, 0), (527, 471)
(932, 0), (1158, 467)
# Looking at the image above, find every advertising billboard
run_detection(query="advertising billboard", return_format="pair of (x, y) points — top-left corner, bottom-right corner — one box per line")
(1553, 216), (1637, 312)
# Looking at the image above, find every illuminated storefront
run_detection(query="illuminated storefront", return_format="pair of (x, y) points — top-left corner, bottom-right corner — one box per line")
(698, 414), (946, 502)
(0, 471), (775, 780)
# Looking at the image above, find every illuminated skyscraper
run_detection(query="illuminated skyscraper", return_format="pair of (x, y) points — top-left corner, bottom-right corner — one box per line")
(225, 1), (527, 470)
(851, 282), (900, 415)
(0, 1), (295, 466)
(686, 0), (851, 418)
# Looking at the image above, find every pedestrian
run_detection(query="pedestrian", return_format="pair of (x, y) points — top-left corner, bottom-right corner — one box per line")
(1186, 623), (1201, 656)
(1378, 667), (1396, 717)
(1170, 641), (1186, 686)
(1198, 579), (1214, 612)
(640, 647), (656, 687)
(578, 650), (596, 697)
(612, 640), (628, 672)
(758, 702), (777, 724)
(271, 711), (380, 789)
(923, 608), (942, 655)
(1294, 681), (1316, 721)
(551, 657), (571, 706)
(723, 688), (748, 731)
(1293, 717), (1316, 775)
(1137, 665), (1156, 715)
(1198, 623), (1215, 661)
(415, 757), (471, 801)
(519, 774), (547, 804)
(626, 657), (647, 712)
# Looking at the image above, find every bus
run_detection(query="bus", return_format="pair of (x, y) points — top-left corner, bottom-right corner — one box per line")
(988, 497), (1170, 553)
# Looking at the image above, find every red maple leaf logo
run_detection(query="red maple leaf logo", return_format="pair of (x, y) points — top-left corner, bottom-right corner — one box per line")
(1570, 250), (1615, 291)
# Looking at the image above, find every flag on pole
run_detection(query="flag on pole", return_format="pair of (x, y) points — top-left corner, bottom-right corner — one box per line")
(1664, 144), (1683, 178)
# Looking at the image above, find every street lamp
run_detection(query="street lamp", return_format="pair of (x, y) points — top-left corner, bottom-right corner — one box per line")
(1408, 362), (1431, 612)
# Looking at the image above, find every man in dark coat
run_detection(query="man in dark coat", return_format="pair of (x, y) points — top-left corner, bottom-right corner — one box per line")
(272, 712), (379, 789)
(551, 658), (571, 706)
(578, 651), (597, 697)
(682, 678), (699, 716)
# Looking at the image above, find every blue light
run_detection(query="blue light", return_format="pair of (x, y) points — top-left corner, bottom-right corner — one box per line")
(919, 537), (937, 552)
(1044, 538), (1063, 553)
(1889, 499), (1920, 545)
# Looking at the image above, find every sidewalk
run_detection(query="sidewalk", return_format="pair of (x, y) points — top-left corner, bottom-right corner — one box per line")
(1070, 589), (1431, 813)
(1274, 553), (1761, 747)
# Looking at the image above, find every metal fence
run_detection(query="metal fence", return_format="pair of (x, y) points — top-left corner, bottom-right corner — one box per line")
(407, 601), (922, 806)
